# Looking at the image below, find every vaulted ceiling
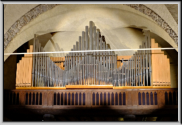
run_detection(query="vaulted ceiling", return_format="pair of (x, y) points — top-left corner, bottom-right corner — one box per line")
(4, 4), (179, 61)
(165, 4), (178, 24)
(4, 4), (178, 32)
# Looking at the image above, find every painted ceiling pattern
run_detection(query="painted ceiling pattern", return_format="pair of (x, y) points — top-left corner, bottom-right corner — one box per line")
(4, 4), (178, 50)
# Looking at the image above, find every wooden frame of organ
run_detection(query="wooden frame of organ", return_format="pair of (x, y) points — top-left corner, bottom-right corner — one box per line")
(15, 21), (171, 88)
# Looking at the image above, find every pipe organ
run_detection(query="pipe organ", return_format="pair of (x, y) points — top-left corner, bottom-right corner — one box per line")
(16, 21), (171, 88)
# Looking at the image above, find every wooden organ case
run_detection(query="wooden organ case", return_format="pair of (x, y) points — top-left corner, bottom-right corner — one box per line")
(4, 21), (177, 119)
(15, 21), (171, 88)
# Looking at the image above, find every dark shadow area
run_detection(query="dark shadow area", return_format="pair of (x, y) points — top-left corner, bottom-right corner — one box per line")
(16, 41), (30, 64)
(3, 90), (178, 121)
(4, 41), (29, 90)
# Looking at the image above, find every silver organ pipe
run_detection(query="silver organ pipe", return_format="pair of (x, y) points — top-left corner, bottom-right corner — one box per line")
(30, 21), (157, 87)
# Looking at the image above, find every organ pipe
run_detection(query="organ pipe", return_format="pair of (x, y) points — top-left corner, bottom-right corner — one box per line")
(15, 21), (171, 87)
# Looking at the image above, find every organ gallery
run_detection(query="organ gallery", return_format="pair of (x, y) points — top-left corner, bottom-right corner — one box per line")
(15, 21), (171, 87)
(3, 4), (178, 121)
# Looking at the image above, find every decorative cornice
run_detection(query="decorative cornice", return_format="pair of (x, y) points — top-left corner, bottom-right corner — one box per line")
(4, 4), (58, 50)
(124, 4), (178, 46)
(4, 4), (178, 50)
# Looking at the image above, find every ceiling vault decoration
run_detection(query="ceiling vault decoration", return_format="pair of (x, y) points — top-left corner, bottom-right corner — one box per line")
(4, 4), (178, 50)
(4, 4), (58, 49)
(124, 4), (178, 45)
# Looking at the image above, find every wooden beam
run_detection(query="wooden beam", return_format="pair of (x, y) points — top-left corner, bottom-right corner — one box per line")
(50, 56), (133, 62)
(16, 87), (66, 90)
(16, 86), (171, 90)
(113, 86), (171, 89)
(66, 85), (113, 89)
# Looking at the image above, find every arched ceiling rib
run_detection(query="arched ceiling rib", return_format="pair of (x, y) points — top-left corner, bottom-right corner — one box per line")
(4, 4), (57, 49)
(4, 4), (39, 34)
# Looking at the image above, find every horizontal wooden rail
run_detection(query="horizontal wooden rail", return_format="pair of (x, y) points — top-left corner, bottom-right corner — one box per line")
(65, 85), (113, 89)
(16, 87), (66, 90)
(16, 86), (172, 90)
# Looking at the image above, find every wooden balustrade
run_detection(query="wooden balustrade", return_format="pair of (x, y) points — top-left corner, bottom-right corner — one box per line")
(4, 88), (177, 110)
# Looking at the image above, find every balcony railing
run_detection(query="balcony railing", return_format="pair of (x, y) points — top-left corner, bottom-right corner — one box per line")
(4, 88), (178, 110)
